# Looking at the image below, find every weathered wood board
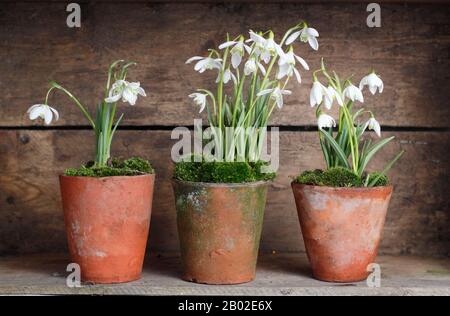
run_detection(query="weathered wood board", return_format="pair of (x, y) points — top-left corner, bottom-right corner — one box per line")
(0, 2), (449, 127)
(0, 130), (448, 257)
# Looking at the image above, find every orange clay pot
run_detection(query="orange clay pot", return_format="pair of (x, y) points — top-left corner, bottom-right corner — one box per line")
(172, 180), (269, 285)
(291, 183), (393, 283)
(60, 174), (155, 284)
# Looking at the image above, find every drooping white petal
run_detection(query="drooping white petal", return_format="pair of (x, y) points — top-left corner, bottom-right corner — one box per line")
(308, 36), (319, 51)
(261, 51), (271, 64)
(277, 63), (289, 80)
(231, 53), (242, 69)
(105, 93), (122, 103)
(218, 41), (236, 49)
(185, 56), (204, 64)
(43, 107), (53, 125)
(257, 89), (274, 97)
(257, 61), (266, 75)
(294, 55), (309, 70)
(249, 31), (266, 44)
(306, 27), (319, 38)
(194, 59), (209, 72)
(29, 106), (44, 120)
(285, 30), (301, 45)
(310, 81), (325, 107)
(50, 107), (59, 121)
(136, 86), (147, 97)
(293, 67), (302, 84)
(359, 76), (368, 91)
(27, 104), (42, 113)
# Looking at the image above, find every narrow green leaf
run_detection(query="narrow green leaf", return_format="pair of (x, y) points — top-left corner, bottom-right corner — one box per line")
(320, 129), (350, 168)
(367, 150), (405, 187)
(358, 136), (395, 176)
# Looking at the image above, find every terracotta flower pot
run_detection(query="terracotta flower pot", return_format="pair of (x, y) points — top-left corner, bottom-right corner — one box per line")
(172, 179), (269, 285)
(291, 183), (393, 282)
(60, 174), (155, 284)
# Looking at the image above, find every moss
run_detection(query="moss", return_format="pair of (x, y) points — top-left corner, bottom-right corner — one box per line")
(366, 172), (389, 187)
(296, 169), (326, 186)
(296, 167), (362, 187)
(173, 158), (276, 183)
(112, 157), (154, 174)
(64, 157), (154, 177)
(295, 167), (390, 187)
(324, 167), (363, 187)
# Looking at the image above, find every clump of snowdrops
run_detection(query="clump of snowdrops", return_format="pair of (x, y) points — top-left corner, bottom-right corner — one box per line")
(186, 22), (319, 163)
(27, 60), (148, 169)
(306, 59), (404, 187)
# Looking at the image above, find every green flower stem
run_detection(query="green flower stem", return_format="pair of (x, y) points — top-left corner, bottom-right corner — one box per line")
(341, 103), (358, 174)
(49, 81), (96, 129)
(217, 41), (230, 129)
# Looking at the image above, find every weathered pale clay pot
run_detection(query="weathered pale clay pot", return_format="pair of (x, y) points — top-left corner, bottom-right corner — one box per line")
(172, 180), (269, 285)
(60, 174), (155, 284)
(291, 183), (393, 282)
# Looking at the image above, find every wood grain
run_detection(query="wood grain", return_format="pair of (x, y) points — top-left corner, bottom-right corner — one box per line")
(0, 130), (448, 256)
(0, 2), (449, 127)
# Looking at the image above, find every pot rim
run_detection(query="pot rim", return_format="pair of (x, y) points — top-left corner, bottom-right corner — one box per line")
(172, 178), (272, 188)
(60, 173), (155, 181)
(291, 181), (393, 192)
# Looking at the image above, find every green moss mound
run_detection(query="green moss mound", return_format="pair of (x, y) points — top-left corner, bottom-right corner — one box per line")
(173, 159), (276, 183)
(295, 167), (389, 187)
(65, 157), (154, 177)
(366, 172), (389, 187)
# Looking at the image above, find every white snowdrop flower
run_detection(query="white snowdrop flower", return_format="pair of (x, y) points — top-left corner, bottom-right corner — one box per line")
(188, 92), (207, 113)
(285, 27), (319, 50)
(186, 56), (222, 73)
(366, 117), (382, 137)
(27, 104), (59, 125)
(317, 113), (336, 129)
(257, 86), (292, 109)
(359, 72), (384, 95)
(343, 83), (364, 103)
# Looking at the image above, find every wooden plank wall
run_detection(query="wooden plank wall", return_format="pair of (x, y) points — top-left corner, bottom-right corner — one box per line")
(0, 1), (449, 257)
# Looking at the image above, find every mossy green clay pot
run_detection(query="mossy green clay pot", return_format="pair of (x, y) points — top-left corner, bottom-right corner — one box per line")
(172, 179), (270, 285)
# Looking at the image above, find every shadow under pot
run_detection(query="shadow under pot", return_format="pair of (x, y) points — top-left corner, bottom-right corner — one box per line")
(291, 183), (393, 283)
(172, 179), (269, 285)
(60, 174), (155, 284)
